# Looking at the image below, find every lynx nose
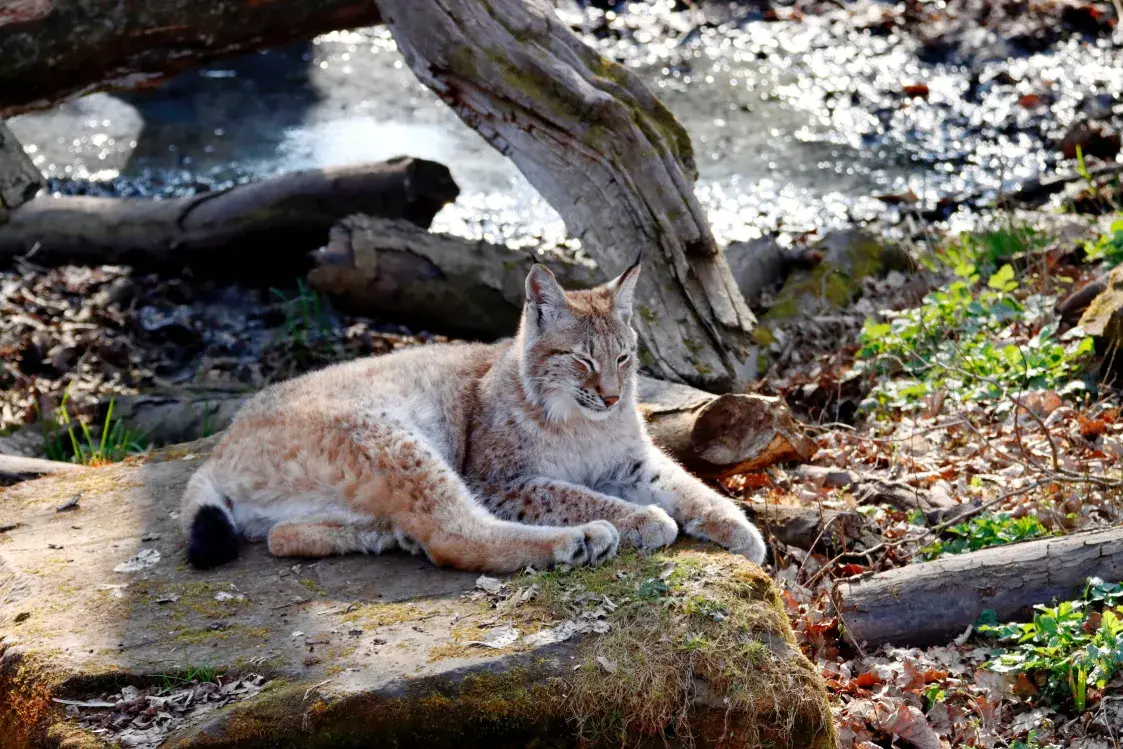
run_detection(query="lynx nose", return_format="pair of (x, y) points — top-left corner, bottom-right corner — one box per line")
(602, 394), (620, 407)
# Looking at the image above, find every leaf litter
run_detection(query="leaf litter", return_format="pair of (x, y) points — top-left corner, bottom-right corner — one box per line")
(57, 674), (268, 749)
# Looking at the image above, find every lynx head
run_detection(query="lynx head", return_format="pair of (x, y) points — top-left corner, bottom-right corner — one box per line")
(517, 259), (641, 422)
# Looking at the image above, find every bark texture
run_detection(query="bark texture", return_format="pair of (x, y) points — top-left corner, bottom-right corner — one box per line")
(0, 158), (458, 280)
(377, 0), (757, 392)
(0, 0), (382, 117)
(639, 378), (817, 478)
(835, 528), (1123, 648)
(310, 215), (601, 339)
(0, 121), (41, 210)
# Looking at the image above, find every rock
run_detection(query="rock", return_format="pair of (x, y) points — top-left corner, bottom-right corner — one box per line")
(0, 425), (45, 458)
(759, 229), (910, 331)
(1078, 263), (1123, 350)
(0, 441), (836, 748)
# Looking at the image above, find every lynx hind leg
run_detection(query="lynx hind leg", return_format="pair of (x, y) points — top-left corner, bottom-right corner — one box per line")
(354, 424), (619, 572)
(267, 517), (400, 559)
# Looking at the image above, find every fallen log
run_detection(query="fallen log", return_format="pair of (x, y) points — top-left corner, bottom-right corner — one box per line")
(310, 215), (602, 339)
(310, 215), (787, 341)
(94, 377), (815, 481)
(639, 378), (817, 479)
(0, 1), (381, 117)
(0, 158), (458, 281)
(0, 454), (88, 486)
(835, 527), (1123, 648)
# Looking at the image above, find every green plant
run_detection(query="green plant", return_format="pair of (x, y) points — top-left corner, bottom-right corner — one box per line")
(155, 655), (219, 692)
(919, 513), (1053, 560)
(270, 279), (333, 348)
(1082, 216), (1123, 266)
(979, 577), (1123, 712)
(42, 388), (147, 465)
(1011, 731), (1060, 749)
(929, 222), (1046, 278)
(856, 262), (1093, 412)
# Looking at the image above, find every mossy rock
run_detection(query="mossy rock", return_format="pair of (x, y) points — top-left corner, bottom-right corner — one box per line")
(0, 442), (835, 748)
(761, 230), (910, 326)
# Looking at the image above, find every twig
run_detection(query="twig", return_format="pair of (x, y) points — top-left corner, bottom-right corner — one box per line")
(303, 678), (332, 701)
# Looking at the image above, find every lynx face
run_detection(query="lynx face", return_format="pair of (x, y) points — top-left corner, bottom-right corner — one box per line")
(519, 261), (641, 422)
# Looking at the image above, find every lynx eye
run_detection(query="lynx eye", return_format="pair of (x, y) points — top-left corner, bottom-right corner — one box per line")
(571, 353), (594, 371)
(617, 353), (631, 365)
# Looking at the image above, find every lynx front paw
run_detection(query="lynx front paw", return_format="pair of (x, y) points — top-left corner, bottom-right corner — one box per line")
(554, 520), (619, 568)
(684, 513), (767, 565)
(616, 505), (678, 550)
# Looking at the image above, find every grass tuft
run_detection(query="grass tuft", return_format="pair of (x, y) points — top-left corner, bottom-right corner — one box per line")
(41, 386), (147, 466)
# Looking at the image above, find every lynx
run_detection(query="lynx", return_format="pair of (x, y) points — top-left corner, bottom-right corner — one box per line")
(181, 261), (766, 573)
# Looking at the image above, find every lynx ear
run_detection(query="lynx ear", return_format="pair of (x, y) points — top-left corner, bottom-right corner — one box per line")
(525, 262), (568, 328)
(607, 255), (641, 322)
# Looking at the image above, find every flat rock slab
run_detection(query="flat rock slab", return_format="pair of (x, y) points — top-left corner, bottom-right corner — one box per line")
(1, 441), (836, 748)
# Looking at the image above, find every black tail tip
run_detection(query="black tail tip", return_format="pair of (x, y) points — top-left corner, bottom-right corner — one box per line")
(187, 505), (239, 570)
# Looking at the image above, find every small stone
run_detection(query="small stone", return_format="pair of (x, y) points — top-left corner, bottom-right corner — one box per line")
(475, 575), (503, 594)
(113, 549), (161, 573)
(14, 612), (30, 623)
(56, 494), (80, 512)
(596, 656), (618, 674)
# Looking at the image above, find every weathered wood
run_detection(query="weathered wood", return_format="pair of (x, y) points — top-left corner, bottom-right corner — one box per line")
(0, 454), (87, 487)
(0, 0), (381, 117)
(835, 527), (1123, 648)
(310, 215), (783, 342)
(377, 0), (757, 392)
(0, 158), (458, 281)
(310, 215), (601, 339)
(0, 121), (42, 210)
(640, 378), (817, 479)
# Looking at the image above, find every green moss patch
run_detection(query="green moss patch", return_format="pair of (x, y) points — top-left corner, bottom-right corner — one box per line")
(520, 546), (835, 748)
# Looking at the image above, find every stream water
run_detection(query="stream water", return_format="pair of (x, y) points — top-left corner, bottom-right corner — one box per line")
(8, 1), (1123, 249)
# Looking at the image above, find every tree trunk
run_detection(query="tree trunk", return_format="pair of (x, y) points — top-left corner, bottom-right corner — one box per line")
(0, 158), (458, 281)
(0, 0), (381, 117)
(835, 528), (1123, 648)
(0, 121), (41, 210)
(376, 0), (757, 392)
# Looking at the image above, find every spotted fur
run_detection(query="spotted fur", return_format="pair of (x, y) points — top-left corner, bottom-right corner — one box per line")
(181, 262), (766, 573)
